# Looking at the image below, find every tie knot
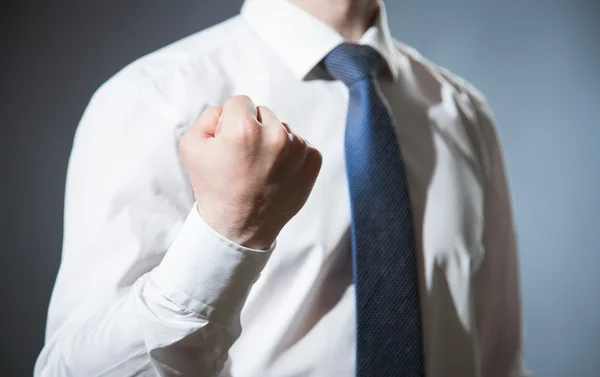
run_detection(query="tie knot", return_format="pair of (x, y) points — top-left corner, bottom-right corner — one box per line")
(323, 43), (382, 87)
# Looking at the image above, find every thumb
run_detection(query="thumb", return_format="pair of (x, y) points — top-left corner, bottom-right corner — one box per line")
(196, 106), (223, 138)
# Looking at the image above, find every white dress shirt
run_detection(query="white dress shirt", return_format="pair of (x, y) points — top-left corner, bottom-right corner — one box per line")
(35, 0), (531, 376)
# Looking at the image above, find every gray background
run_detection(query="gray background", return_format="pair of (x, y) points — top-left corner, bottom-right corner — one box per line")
(2, 0), (598, 376)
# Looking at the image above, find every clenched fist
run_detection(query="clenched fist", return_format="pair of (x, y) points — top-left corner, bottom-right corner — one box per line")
(179, 95), (323, 250)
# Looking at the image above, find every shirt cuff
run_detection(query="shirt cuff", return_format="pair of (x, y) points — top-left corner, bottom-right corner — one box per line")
(151, 204), (274, 323)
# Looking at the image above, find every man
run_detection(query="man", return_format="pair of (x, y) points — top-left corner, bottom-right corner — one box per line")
(35, 0), (531, 376)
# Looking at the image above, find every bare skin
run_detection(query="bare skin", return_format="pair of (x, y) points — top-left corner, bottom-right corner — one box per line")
(291, 0), (379, 42)
(180, 1), (378, 250)
(180, 96), (322, 250)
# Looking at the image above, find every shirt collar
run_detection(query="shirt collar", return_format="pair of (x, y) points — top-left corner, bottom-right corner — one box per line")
(241, 0), (399, 80)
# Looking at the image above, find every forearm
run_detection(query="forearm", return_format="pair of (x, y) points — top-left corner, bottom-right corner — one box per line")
(35, 208), (272, 377)
(35, 275), (217, 376)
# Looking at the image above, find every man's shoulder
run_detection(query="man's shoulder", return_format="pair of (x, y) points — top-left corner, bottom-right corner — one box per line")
(392, 40), (498, 175)
(90, 15), (256, 121)
(392, 39), (497, 140)
(392, 40), (488, 109)
(100, 15), (252, 97)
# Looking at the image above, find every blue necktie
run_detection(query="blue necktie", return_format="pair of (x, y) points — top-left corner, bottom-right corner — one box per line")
(323, 43), (425, 377)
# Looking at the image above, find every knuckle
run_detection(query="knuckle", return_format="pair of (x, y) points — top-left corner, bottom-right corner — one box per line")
(290, 135), (308, 159)
(270, 125), (290, 151)
(230, 118), (259, 145)
(178, 132), (201, 163)
(256, 105), (270, 113)
(307, 147), (323, 171)
(233, 94), (252, 102)
(293, 133), (306, 148)
(178, 132), (192, 155)
(226, 94), (252, 107)
(203, 105), (222, 119)
(240, 116), (259, 131)
(257, 106), (275, 123)
(206, 105), (221, 112)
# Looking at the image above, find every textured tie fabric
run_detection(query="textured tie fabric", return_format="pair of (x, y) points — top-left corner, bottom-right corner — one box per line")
(323, 43), (425, 377)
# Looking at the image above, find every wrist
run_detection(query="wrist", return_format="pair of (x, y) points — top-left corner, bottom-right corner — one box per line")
(196, 203), (276, 251)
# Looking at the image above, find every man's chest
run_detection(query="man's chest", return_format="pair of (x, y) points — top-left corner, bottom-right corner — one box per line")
(205, 72), (488, 375)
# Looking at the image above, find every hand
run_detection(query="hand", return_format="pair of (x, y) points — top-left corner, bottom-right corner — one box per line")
(179, 95), (323, 250)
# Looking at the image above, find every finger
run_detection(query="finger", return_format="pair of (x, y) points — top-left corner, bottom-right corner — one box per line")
(258, 110), (309, 174)
(256, 105), (280, 126)
(282, 122), (307, 145)
(300, 145), (323, 181)
(288, 126), (309, 170)
(220, 95), (259, 135)
(257, 106), (293, 140)
(195, 106), (223, 138)
(257, 106), (291, 146)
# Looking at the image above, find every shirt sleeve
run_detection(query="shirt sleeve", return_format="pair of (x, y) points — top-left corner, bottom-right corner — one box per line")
(34, 73), (273, 377)
(470, 91), (534, 377)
